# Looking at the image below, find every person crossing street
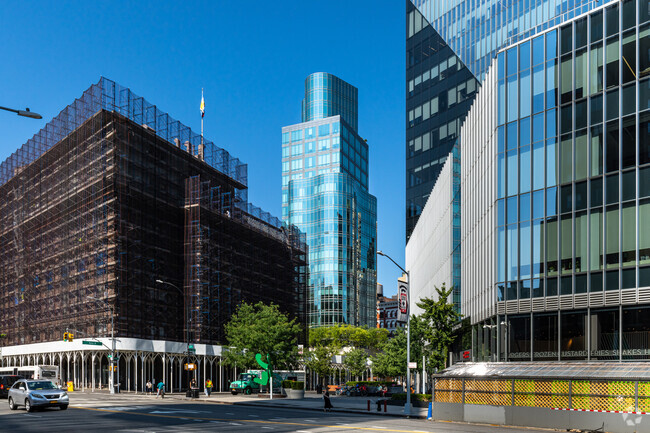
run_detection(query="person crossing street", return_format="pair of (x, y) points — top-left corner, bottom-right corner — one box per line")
(205, 378), (213, 397)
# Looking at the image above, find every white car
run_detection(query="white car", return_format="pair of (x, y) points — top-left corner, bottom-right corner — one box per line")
(8, 379), (69, 412)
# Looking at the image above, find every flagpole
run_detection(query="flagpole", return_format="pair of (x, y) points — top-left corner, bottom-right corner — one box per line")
(201, 88), (204, 147)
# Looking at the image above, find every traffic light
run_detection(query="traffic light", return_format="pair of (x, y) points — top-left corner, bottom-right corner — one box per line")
(63, 332), (69, 342)
(68, 333), (74, 342)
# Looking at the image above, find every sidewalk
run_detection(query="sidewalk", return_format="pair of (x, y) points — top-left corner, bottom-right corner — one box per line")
(172, 391), (429, 418)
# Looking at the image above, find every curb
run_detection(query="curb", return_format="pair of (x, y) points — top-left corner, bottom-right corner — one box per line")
(197, 398), (427, 419)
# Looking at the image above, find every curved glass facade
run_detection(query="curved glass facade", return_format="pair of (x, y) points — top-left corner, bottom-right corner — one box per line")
(283, 74), (377, 327)
(303, 72), (359, 132)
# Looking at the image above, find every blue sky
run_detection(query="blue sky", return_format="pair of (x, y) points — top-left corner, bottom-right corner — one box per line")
(0, 1), (406, 296)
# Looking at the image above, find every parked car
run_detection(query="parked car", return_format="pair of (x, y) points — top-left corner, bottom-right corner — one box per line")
(8, 379), (69, 411)
(0, 375), (22, 398)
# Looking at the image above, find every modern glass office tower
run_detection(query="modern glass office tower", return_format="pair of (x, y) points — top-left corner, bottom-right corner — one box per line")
(455, 0), (650, 362)
(406, 0), (606, 240)
(282, 73), (378, 327)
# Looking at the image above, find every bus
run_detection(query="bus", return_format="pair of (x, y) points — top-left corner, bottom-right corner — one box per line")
(0, 365), (59, 382)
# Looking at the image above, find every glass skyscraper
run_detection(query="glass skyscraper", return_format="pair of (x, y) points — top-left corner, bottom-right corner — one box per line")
(406, 0), (605, 240)
(282, 73), (377, 328)
(408, 0), (650, 362)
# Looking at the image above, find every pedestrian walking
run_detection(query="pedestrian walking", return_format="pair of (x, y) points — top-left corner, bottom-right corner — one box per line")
(323, 390), (333, 412)
(205, 378), (213, 397)
(146, 380), (152, 395)
(157, 380), (165, 398)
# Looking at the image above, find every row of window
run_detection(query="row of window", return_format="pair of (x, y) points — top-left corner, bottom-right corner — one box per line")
(407, 54), (462, 96)
(497, 266), (650, 302)
(282, 122), (340, 144)
(496, 199), (650, 284)
(494, 304), (650, 361)
(408, 78), (477, 128)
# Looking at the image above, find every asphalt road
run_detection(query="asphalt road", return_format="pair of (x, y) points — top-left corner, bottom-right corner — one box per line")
(0, 393), (551, 432)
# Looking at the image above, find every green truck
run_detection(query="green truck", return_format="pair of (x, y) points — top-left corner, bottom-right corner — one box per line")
(230, 371), (287, 395)
(230, 372), (260, 395)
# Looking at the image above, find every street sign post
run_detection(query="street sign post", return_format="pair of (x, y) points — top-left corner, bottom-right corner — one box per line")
(82, 340), (103, 346)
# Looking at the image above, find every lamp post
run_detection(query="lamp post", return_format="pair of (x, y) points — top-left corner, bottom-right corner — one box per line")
(87, 296), (116, 394)
(156, 279), (190, 394)
(0, 105), (42, 119)
(377, 250), (412, 417)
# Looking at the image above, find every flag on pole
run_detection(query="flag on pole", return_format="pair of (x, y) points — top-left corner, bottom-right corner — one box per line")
(200, 89), (205, 118)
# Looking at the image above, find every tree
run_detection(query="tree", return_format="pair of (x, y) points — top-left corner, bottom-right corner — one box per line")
(343, 348), (369, 380)
(222, 302), (302, 370)
(372, 317), (425, 379)
(417, 283), (461, 372)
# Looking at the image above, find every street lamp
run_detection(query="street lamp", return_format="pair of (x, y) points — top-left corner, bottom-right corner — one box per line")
(0, 105), (42, 119)
(377, 250), (412, 417)
(87, 295), (116, 394)
(156, 279), (190, 395)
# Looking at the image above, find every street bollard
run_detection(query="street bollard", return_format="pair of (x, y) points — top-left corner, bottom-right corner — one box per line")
(367, 400), (370, 411)
(384, 399), (387, 412)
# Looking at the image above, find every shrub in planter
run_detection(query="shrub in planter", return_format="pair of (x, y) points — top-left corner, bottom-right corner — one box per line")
(291, 381), (304, 390)
(281, 380), (293, 389)
(390, 393), (432, 402)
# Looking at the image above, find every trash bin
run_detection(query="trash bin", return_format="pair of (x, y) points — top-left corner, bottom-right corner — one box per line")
(67, 381), (74, 392)
(316, 384), (322, 394)
(376, 400), (383, 411)
(186, 389), (199, 398)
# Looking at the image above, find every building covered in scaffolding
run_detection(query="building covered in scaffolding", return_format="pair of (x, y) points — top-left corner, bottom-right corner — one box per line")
(0, 77), (307, 392)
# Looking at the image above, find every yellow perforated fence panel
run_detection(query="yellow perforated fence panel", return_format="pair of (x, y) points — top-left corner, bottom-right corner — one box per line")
(571, 380), (634, 396)
(514, 393), (569, 408)
(464, 391), (511, 406)
(514, 380), (569, 394)
(435, 378), (462, 391)
(572, 395), (636, 412)
(434, 390), (462, 403)
(639, 397), (650, 412)
(464, 379), (510, 392)
(639, 382), (650, 397)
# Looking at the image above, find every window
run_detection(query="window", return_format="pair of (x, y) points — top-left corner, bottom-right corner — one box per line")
(319, 139), (329, 151)
(622, 31), (636, 84)
(642, 25), (650, 78)
(291, 143), (303, 156)
(291, 159), (303, 171)
(606, 205), (619, 268)
(606, 37), (619, 88)
(576, 212), (588, 272)
(590, 44), (604, 95)
(305, 157), (315, 168)
(590, 209), (604, 270)
(318, 154), (330, 166)
(291, 130), (302, 142)
(318, 124), (330, 137)
(591, 125), (604, 176)
(305, 127), (315, 139)
(282, 132), (290, 144)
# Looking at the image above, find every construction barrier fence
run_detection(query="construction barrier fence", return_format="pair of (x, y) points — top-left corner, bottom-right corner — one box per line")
(435, 377), (650, 413)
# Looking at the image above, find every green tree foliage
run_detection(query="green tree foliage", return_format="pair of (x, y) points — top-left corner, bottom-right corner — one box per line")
(222, 302), (301, 370)
(305, 325), (388, 383)
(372, 284), (459, 379)
(343, 348), (369, 380)
(417, 283), (461, 372)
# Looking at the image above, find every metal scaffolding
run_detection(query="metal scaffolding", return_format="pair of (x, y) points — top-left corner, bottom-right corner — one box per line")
(0, 78), (306, 351)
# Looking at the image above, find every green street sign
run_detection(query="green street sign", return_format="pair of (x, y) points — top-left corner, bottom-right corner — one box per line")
(82, 340), (102, 346)
(188, 344), (195, 353)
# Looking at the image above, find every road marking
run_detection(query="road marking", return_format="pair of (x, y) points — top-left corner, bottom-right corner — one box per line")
(303, 419), (317, 422)
(249, 414), (259, 417)
(71, 407), (431, 432)
(226, 412), (234, 415)
(371, 427), (387, 429)
(23, 414), (42, 418)
(261, 427), (274, 430)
